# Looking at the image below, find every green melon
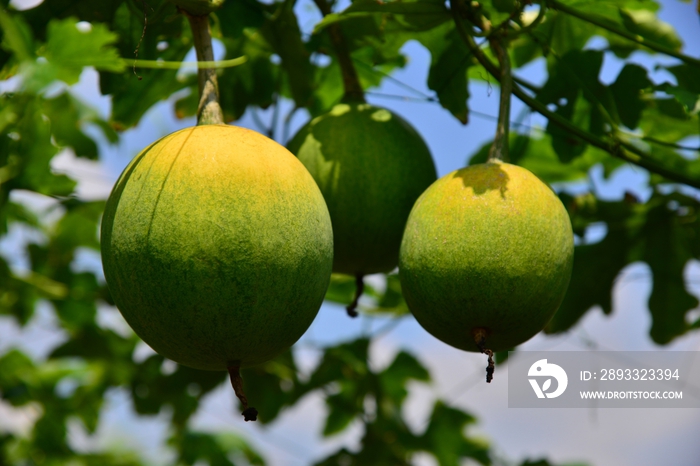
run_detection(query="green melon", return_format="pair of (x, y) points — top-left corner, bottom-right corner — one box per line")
(399, 161), (574, 352)
(287, 103), (437, 276)
(101, 125), (333, 371)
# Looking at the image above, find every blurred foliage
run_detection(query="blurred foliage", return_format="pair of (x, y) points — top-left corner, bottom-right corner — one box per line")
(1, 0), (698, 464)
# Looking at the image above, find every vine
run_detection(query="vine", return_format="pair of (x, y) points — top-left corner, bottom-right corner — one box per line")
(122, 56), (247, 70)
(185, 11), (224, 125)
(487, 36), (511, 163)
(449, 0), (700, 189)
(547, 0), (700, 68)
(312, 0), (366, 103)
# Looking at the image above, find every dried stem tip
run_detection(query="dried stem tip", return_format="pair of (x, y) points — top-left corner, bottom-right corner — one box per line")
(228, 366), (258, 421)
(346, 274), (364, 318)
(473, 328), (495, 383)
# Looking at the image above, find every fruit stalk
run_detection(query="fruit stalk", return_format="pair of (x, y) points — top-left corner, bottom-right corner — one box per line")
(185, 12), (225, 125)
(228, 366), (259, 421)
(487, 37), (511, 163)
(312, 0), (366, 103)
(346, 274), (364, 318)
(473, 328), (495, 383)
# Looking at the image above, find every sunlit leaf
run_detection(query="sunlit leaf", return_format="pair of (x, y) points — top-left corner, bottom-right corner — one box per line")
(43, 17), (123, 84)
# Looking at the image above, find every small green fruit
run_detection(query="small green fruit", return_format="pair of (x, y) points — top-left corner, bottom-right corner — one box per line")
(287, 103), (437, 276)
(101, 125), (333, 371)
(399, 161), (574, 352)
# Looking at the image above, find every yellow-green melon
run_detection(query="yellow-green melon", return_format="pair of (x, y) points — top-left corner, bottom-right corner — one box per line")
(399, 161), (574, 352)
(287, 103), (437, 276)
(101, 125), (333, 371)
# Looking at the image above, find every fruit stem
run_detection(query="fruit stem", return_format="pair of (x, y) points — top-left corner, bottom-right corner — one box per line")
(185, 12), (225, 125)
(227, 366), (258, 421)
(473, 327), (495, 383)
(312, 0), (366, 104)
(487, 36), (511, 164)
(346, 274), (364, 318)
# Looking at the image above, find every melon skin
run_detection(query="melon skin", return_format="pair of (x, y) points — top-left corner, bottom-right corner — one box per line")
(101, 125), (333, 371)
(287, 103), (437, 275)
(399, 162), (574, 352)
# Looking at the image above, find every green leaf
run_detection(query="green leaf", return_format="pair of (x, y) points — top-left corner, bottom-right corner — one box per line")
(468, 132), (605, 185)
(16, 271), (68, 300)
(304, 338), (371, 392)
(494, 349), (514, 364)
(619, 8), (682, 52)
(0, 258), (41, 325)
(1, 201), (40, 233)
(639, 98), (700, 144)
(665, 64), (700, 96)
(548, 191), (700, 341)
(52, 200), (105, 251)
(99, 2), (189, 129)
(3, 97), (76, 195)
(545, 195), (640, 334)
(0, 101), (18, 135)
(240, 350), (298, 424)
(171, 431), (238, 466)
(533, 10), (591, 60)
(0, 7), (34, 62)
(260, 0), (314, 108)
(537, 50), (609, 161)
(657, 84), (700, 116)
(546, 233), (630, 334)
(323, 391), (360, 436)
(418, 23), (472, 124)
(325, 273), (359, 304)
(610, 64), (653, 128)
(50, 325), (136, 363)
(42, 93), (99, 159)
(53, 273), (99, 329)
(216, 0), (266, 38)
(520, 2), (667, 64)
(420, 401), (490, 466)
(128, 354), (227, 427)
(21, 0), (124, 27)
(691, 317), (700, 330)
(638, 199), (698, 344)
(168, 429), (265, 466)
(313, 12), (370, 34)
(659, 64), (700, 115)
(318, 0), (450, 32)
(43, 17), (123, 84)
(216, 37), (277, 122)
(366, 274), (409, 315)
(213, 0), (276, 121)
(33, 408), (70, 456)
(378, 351), (429, 406)
(0, 349), (35, 406)
(520, 460), (590, 466)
